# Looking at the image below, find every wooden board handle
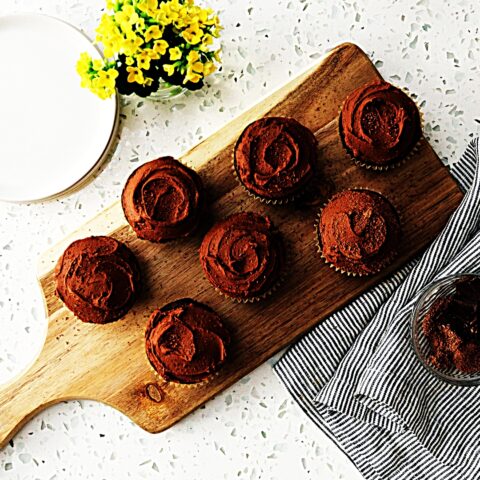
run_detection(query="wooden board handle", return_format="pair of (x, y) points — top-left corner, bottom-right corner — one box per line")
(0, 349), (60, 448)
(0, 310), (78, 449)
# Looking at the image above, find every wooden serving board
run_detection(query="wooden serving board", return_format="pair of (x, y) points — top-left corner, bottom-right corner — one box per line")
(0, 43), (464, 448)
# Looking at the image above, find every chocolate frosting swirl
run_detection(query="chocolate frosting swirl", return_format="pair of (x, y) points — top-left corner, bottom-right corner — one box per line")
(199, 212), (285, 300)
(319, 190), (401, 275)
(55, 236), (141, 324)
(145, 299), (230, 384)
(423, 277), (480, 373)
(234, 117), (317, 199)
(341, 81), (422, 166)
(122, 157), (205, 242)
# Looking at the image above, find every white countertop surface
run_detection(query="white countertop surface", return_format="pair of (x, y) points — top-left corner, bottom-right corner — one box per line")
(0, 0), (479, 478)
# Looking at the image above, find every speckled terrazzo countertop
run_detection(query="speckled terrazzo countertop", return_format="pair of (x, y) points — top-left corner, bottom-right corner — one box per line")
(0, 0), (479, 478)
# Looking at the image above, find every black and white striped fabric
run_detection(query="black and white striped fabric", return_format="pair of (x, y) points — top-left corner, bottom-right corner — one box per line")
(274, 138), (480, 480)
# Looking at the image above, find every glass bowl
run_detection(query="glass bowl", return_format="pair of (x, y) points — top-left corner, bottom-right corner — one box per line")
(410, 273), (480, 386)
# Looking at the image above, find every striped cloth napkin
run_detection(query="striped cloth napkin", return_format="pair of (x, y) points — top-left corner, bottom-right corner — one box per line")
(274, 138), (480, 480)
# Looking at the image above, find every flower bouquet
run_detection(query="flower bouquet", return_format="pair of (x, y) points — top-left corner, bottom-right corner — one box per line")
(77, 0), (222, 99)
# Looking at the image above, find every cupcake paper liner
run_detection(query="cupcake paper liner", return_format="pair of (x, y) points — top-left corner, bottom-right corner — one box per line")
(147, 361), (221, 389)
(338, 85), (425, 172)
(314, 187), (402, 277)
(296, 172), (335, 209)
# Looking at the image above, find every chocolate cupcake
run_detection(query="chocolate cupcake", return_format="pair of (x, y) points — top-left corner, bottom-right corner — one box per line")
(234, 117), (317, 203)
(317, 189), (401, 276)
(55, 236), (141, 324)
(145, 299), (230, 384)
(199, 212), (285, 301)
(340, 80), (422, 169)
(122, 157), (205, 242)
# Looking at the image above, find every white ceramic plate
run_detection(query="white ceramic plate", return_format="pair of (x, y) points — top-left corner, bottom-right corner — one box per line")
(0, 14), (118, 202)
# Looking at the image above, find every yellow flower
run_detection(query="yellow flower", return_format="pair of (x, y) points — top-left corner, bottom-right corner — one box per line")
(97, 68), (118, 88)
(203, 61), (216, 76)
(211, 24), (222, 38)
(207, 14), (221, 27)
(182, 24), (203, 45)
(163, 64), (175, 76)
(83, 67), (118, 100)
(169, 47), (182, 61)
(173, 2), (200, 29)
(92, 59), (104, 71)
(197, 8), (212, 25)
(114, 5), (139, 33)
(122, 33), (144, 56)
(198, 33), (213, 51)
(134, 17), (146, 32)
(184, 69), (201, 84)
(152, 39), (169, 55)
(125, 55), (135, 65)
(186, 50), (200, 64)
(213, 49), (221, 63)
(96, 14), (116, 38)
(95, 14), (124, 57)
(126, 66), (145, 84)
(157, 2), (180, 25)
(79, 73), (92, 89)
(91, 78), (115, 99)
(102, 32), (123, 57)
(136, 0), (157, 17)
(144, 25), (163, 43)
(145, 48), (160, 60)
(106, 67), (119, 81)
(190, 61), (204, 74)
(136, 50), (153, 70)
(76, 52), (91, 75)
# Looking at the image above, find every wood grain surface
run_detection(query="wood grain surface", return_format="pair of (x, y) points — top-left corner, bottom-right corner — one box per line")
(0, 43), (464, 448)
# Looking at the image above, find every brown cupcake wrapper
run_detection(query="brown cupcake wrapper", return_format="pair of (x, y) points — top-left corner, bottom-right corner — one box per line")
(295, 170), (330, 208)
(169, 371), (219, 389)
(147, 359), (220, 388)
(179, 156), (196, 172)
(211, 236), (291, 303)
(231, 151), (313, 205)
(338, 86), (425, 172)
(314, 187), (402, 277)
